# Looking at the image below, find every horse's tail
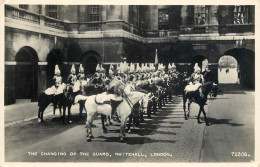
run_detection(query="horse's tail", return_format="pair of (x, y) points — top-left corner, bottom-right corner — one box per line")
(75, 95), (88, 104)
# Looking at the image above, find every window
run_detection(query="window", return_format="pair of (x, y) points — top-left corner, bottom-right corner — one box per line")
(89, 5), (100, 21)
(194, 5), (209, 25)
(158, 9), (169, 30)
(233, 6), (248, 24)
(19, 5), (29, 10)
(46, 5), (58, 19)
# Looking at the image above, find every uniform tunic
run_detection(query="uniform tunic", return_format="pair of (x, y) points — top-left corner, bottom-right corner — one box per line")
(185, 73), (204, 92)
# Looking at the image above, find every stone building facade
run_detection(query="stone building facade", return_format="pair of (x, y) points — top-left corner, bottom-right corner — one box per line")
(4, 5), (255, 105)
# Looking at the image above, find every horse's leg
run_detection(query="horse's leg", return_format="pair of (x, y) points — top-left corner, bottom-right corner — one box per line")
(63, 105), (66, 125)
(158, 97), (162, 109)
(38, 106), (46, 123)
(187, 100), (192, 118)
(108, 116), (112, 125)
(153, 100), (157, 115)
(85, 113), (94, 142)
(183, 96), (187, 120)
(79, 101), (83, 119)
(53, 102), (56, 116)
(169, 90), (172, 102)
(147, 101), (152, 118)
(59, 103), (62, 118)
(140, 110), (144, 123)
(39, 101), (50, 123)
(120, 116), (128, 141)
(127, 114), (133, 133)
(201, 105), (209, 126)
(68, 103), (72, 124)
(197, 106), (202, 124)
(101, 114), (107, 133)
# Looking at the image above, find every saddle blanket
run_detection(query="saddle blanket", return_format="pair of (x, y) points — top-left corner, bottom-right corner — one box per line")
(73, 81), (81, 92)
(45, 83), (66, 95)
(185, 82), (201, 92)
(95, 92), (122, 104)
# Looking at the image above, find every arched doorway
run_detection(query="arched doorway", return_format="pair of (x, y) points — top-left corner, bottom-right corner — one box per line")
(218, 55), (238, 84)
(15, 46), (38, 102)
(81, 51), (101, 75)
(46, 49), (66, 87)
(219, 48), (255, 89)
(190, 55), (208, 73)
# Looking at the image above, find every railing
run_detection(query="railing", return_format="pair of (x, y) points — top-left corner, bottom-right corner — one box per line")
(218, 24), (254, 34)
(5, 5), (40, 24)
(44, 16), (65, 30)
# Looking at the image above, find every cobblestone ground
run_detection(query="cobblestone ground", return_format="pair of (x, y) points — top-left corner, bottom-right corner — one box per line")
(5, 96), (206, 162)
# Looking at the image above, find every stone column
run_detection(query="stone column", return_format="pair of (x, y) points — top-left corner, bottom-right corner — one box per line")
(181, 5), (189, 26)
(209, 5), (218, 25)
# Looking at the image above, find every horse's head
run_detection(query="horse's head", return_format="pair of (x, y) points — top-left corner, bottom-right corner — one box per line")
(202, 82), (218, 97)
(211, 83), (218, 97)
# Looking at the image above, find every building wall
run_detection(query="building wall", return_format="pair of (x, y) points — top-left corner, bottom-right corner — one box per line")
(4, 5), (255, 105)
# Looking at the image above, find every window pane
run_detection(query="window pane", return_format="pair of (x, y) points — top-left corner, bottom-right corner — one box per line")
(158, 9), (169, 30)
(19, 5), (29, 10)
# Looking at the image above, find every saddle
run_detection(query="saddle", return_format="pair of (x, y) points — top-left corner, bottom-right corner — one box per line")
(94, 93), (111, 105)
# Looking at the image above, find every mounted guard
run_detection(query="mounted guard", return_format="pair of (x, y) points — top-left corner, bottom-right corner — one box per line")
(184, 63), (205, 98)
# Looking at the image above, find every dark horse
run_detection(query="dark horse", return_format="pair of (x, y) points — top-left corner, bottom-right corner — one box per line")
(37, 84), (74, 125)
(183, 82), (218, 126)
(38, 92), (66, 124)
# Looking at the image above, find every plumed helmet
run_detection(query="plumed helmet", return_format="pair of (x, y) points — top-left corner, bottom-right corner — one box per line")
(70, 64), (76, 73)
(55, 64), (61, 75)
(79, 64), (84, 73)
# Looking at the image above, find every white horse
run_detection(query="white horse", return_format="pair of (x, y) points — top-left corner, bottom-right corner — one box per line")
(78, 91), (149, 142)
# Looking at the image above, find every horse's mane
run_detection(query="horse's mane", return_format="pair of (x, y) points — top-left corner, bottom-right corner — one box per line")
(201, 82), (214, 93)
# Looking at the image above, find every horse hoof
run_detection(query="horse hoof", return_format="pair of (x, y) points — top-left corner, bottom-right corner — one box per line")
(38, 118), (41, 123)
(90, 135), (94, 139)
(109, 122), (113, 125)
(87, 138), (92, 142)
(185, 117), (188, 120)
(197, 120), (202, 124)
(120, 137), (125, 142)
(206, 123), (210, 126)
(105, 123), (109, 126)
(68, 120), (72, 124)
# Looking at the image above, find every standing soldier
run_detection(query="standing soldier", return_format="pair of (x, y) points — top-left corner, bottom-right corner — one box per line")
(77, 64), (85, 81)
(53, 64), (64, 95)
(67, 64), (77, 86)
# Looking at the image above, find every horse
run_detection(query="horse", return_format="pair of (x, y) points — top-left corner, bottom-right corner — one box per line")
(37, 84), (74, 125)
(83, 91), (149, 142)
(183, 82), (218, 126)
(76, 76), (115, 133)
(37, 89), (65, 124)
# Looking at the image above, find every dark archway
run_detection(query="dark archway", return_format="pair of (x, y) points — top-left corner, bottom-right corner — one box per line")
(222, 48), (255, 89)
(80, 51), (101, 75)
(46, 49), (67, 87)
(15, 46), (38, 101)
